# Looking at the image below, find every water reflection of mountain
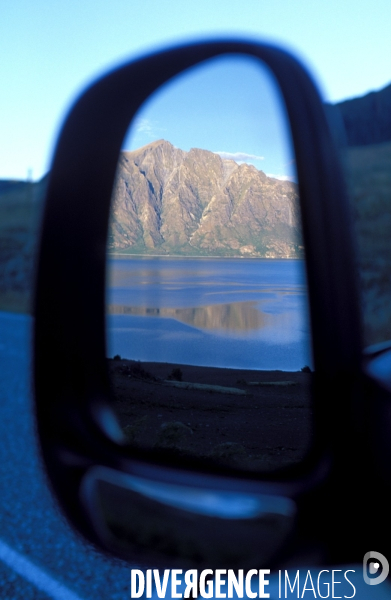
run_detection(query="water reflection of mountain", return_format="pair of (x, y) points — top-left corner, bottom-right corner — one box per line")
(107, 301), (272, 332)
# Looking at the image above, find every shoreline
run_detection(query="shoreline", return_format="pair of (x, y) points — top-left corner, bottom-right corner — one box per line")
(108, 354), (310, 373)
(108, 253), (304, 260)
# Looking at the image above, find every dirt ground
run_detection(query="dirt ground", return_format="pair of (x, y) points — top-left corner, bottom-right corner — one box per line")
(108, 358), (313, 472)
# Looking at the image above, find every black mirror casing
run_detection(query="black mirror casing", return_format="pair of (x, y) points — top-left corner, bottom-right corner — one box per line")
(34, 38), (388, 567)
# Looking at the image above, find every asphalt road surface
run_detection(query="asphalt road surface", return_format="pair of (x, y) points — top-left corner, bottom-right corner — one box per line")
(1, 311), (391, 599)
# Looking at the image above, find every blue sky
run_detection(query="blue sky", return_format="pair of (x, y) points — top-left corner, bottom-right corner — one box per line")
(127, 56), (296, 180)
(1, 0), (390, 180)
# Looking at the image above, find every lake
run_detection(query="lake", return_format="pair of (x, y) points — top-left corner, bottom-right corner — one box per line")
(106, 256), (312, 371)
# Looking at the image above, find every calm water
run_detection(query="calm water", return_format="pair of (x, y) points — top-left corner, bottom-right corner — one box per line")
(106, 256), (312, 371)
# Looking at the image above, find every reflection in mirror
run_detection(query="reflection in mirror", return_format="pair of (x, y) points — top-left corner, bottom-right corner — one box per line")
(105, 55), (313, 473)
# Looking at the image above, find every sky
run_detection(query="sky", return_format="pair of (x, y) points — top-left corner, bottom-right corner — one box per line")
(127, 56), (297, 180)
(1, 0), (390, 181)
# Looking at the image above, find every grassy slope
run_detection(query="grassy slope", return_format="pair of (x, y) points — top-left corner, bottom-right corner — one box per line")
(0, 178), (46, 313)
(345, 141), (391, 345)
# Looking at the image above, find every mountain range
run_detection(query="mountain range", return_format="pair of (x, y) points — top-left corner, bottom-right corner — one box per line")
(108, 140), (302, 258)
(333, 82), (391, 146)
(1, 79), (391, 338)
(108, 82), (391, 259)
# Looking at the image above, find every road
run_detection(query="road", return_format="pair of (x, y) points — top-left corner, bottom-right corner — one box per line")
(0, 312), (139, 599)
(1, 311), (391, 599)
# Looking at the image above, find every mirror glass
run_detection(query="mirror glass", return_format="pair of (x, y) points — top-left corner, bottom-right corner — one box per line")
(105, 55), (313, 473)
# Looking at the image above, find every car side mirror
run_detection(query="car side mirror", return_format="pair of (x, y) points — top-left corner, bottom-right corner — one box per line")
(34, 38), (370, 568)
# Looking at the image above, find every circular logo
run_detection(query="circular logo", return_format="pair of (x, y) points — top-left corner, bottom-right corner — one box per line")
(363, 552), (389, 585)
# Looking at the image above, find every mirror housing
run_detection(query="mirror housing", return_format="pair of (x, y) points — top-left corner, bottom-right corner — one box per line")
(34, 38), (370, 567)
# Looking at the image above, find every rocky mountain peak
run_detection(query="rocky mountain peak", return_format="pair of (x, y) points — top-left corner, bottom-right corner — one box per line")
(108, 141), (302, 258)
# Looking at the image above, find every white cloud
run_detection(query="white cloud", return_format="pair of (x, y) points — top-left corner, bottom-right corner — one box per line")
(215, 151), (264, 162)
(134, 118), (154, 136)
(132, 118), (166, 140)
(266, 173), (297, 182)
